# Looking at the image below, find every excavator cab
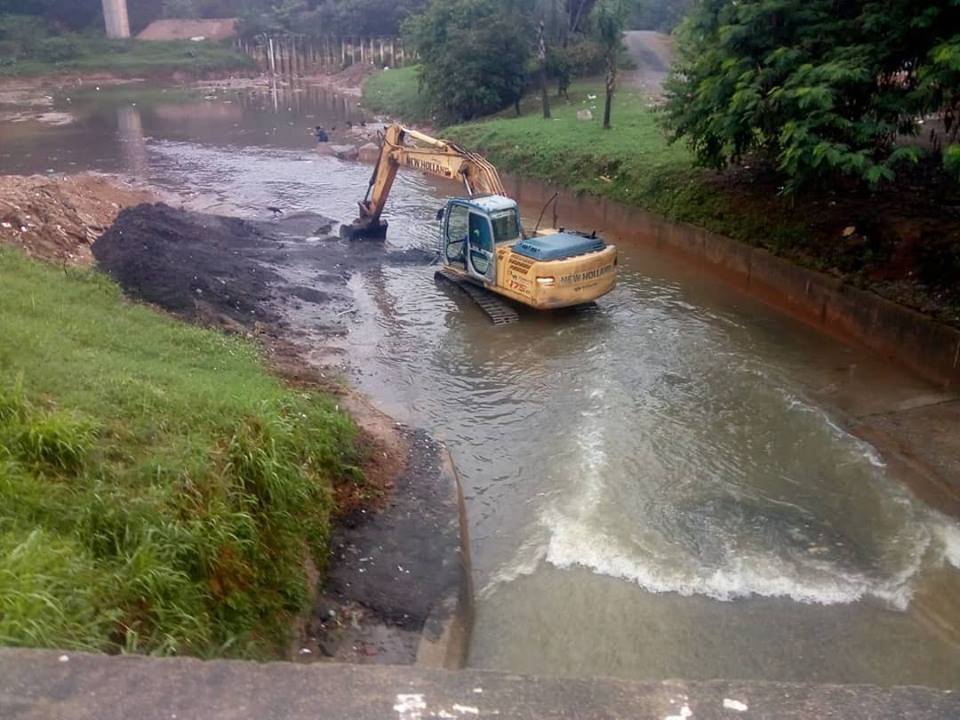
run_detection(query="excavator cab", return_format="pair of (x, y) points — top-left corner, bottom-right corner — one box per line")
(342, 123), (617, 314)
(440, 196), (521, 284)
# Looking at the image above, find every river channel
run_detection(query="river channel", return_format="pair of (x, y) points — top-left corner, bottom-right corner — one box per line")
(3, 80), (960, 687)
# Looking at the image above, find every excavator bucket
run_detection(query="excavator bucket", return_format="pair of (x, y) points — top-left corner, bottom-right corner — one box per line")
(340, 198), (389, 240)
(340, 217), (388, 241)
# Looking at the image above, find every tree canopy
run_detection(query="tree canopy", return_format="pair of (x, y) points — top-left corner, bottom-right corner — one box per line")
(0, 0), (430, 36)
(591, 0), (630, 129)
(630, 0), (691, 31)
(404, 0), (534, 122)
(662, 0), (960, 192)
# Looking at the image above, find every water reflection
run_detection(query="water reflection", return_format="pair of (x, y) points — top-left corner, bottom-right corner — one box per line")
(116, 105), (147, 179)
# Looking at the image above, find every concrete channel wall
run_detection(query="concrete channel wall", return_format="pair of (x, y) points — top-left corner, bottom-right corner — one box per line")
(644, 216), (960, 390)
(415, 448), (474, 669)
(506, 177), (960, 390)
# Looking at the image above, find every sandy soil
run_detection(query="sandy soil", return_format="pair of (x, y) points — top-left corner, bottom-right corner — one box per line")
(137, 18), (238, 42)
(0, 174), (154, 265)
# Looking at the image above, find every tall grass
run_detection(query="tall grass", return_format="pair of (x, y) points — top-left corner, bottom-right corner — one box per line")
(363, 66), (434, 125)
(0, 249), (359, 657)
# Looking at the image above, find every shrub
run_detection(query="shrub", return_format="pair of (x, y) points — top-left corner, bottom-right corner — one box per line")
(662, 0), (960, 192)
(404, 0), (533, 122)
(35, 35), (82, 62)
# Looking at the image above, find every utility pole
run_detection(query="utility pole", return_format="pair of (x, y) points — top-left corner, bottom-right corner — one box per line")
(101, 0), (131, 39)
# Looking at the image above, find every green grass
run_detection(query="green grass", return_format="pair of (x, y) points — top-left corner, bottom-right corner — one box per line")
(363, 73), (808, 250)
(0, 38), (253, 78)
(362, 65), (434, 124)
(0, 249), (360, 657)
(444, 81), (809, 250)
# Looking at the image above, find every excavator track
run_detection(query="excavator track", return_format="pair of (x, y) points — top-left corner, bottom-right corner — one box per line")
(434, 268), (520, 325)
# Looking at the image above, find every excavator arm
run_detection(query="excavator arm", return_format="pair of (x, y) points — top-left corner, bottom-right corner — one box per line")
(341, 123), (506, 239)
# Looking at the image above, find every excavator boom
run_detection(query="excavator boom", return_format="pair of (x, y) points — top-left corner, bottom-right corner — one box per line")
(339, 122), (617, 315)
(342, 123), (505, 239)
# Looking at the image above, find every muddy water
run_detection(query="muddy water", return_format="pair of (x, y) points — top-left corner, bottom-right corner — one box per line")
(3, 82), (960, 686)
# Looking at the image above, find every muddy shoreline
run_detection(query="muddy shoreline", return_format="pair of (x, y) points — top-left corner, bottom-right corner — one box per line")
(89, 200), (468, 667)
(0, 165), (469, 666)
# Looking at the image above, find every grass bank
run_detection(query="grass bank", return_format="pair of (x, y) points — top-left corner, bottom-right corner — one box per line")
(0, 248), (359, 658)
(364, 71), (960, 327)
(0, 38), (252, 78)
(362, 66), (433, 124)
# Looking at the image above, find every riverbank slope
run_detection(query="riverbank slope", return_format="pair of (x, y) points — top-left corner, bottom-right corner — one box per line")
(0, 177), (362, 658)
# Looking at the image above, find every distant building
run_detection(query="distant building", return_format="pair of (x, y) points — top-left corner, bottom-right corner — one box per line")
(137, 18), (240, 42)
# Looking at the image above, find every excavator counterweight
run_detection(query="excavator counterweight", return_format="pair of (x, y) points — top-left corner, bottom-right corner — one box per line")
(342, 123), (617, 313)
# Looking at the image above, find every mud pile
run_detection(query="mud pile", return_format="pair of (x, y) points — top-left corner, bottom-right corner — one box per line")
(93, 203), (283, 326)
(0, 174), (153, 265)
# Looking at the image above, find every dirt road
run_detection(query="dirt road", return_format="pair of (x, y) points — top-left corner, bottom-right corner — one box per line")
(622, 30), (675, 97)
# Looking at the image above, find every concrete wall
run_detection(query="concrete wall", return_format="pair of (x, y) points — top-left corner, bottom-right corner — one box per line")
(506, 176), (960, 390)
(3, 648), (959, 719)
(644, 219), (960, 390)
(101, 0), (131, 39)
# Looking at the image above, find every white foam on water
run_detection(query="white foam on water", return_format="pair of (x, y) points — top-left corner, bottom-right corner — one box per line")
(778, 389), (887, 468)
(931, 513), (960, 570)
(479, 534), (546, 599)
(541, 506), (924, 609)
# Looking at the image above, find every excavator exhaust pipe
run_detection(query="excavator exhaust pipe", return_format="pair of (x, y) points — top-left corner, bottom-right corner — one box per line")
(340, 218), (388, 241)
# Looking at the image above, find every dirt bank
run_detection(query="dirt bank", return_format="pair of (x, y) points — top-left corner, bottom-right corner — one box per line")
(93, 203), (284, 327)
(0, 174), (154, 264)
(93, 203), (428, 327)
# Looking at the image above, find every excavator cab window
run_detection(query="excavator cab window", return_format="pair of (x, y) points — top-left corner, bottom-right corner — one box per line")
(491, 209), (521, 244)
(468, 211), (495, 279)
(444, 203), (468, 268)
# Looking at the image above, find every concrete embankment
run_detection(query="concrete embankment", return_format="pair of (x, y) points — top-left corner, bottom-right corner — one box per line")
(505, 177), (960, 391)
(2, 648), (958, 719)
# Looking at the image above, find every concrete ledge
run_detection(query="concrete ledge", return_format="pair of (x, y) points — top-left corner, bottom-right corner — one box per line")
(415, 447), (474, 669)
(1, 649), (957, 719)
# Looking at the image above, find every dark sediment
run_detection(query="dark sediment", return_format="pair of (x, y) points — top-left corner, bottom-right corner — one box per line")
(92, 203), (433, 329)
(93, 203), (283, 326)
(326, 430), (461, 627)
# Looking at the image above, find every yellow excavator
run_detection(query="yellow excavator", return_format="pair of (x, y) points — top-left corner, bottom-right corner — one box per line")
(342, 124), (617, 317)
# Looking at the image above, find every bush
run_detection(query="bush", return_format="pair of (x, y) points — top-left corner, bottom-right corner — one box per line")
(945, 145), (960, 183)
(548, 37), (605, 96)
(404, 0), (533, 122)
(662, 0), (960, 192)
(34, 35), (82, 62)
(0, 13), (52, 56)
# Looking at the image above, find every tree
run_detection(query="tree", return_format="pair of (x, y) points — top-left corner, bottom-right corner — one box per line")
(591, 0), (629, 129)
(404, 0), (534, 122)
(309, 0), (429, 35)
(630, 0), (692, 31)
(0, 0), (102, 30)
(661, 0), (960, 192)
(567, 0), (597, 33)
(537, 19), (551, 118)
